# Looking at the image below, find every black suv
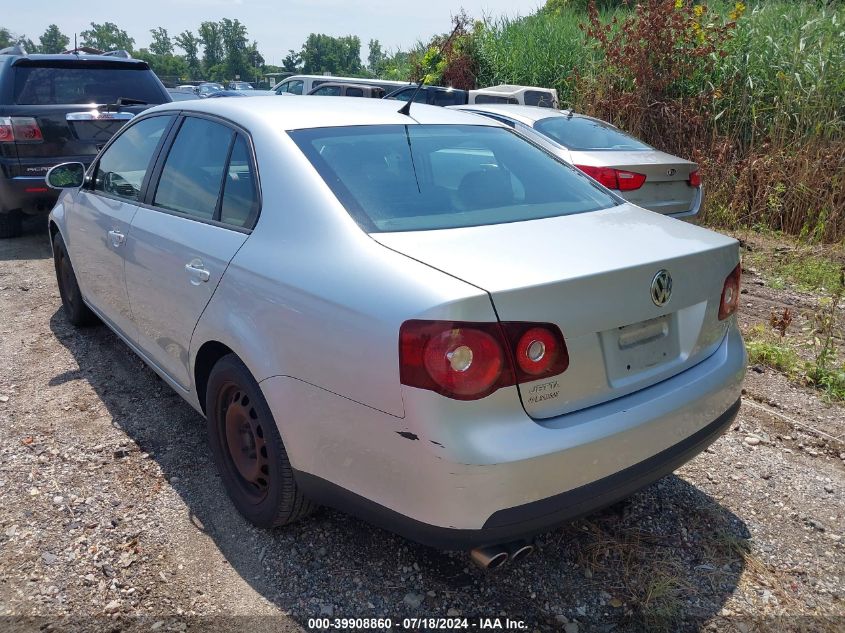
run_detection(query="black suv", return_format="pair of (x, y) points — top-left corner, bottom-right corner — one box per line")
(0, 48), (171, 237)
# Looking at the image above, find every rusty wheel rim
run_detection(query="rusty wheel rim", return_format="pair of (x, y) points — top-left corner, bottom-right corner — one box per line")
(219, 384), (269, 504)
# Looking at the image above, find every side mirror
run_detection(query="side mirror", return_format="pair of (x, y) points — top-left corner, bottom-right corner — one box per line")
(46, 162), (85, 189)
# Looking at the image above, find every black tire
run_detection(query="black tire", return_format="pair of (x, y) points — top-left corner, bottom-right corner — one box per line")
(0, 211), (23, 239)
(206, 354), (315, 528)
(52, 232), (98, 327)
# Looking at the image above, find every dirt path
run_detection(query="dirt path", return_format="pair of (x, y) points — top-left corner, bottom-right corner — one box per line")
(1, 227), (843, 632)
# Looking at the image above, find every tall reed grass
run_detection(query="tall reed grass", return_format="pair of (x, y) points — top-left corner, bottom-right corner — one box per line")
(473, 1), (845, 241)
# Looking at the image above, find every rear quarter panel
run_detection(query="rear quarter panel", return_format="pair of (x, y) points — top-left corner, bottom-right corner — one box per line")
(190, 126), (496, 418)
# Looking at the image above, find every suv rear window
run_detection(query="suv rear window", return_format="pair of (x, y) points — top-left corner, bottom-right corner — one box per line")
(13, 63), (167, 105)
(291, 124), (617, 233)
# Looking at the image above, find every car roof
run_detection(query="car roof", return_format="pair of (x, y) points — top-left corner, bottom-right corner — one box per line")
(3, 52), (149, 66)
(451, 103), (581, 125)
(145, 96), (506, 131)
(311, 82), (377, 89)
(279, 74), (408, 86)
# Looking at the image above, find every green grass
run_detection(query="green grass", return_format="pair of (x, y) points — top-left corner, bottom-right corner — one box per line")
(745, 250), (844, 292)
(474, 9), (600, 106)
(745, 325), (802, 375)
(473, 1), (845, 139)
(710, 0), (845, 144)
(745, 323), (845, 401)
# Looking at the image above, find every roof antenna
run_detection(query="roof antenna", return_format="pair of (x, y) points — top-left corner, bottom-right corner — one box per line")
(399, 21), (461, 117)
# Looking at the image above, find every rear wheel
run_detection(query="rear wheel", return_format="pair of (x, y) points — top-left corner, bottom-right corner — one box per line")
(0, 211), (23, 239)
(206, 354), (315, 528)
(52, 232), (98, 326)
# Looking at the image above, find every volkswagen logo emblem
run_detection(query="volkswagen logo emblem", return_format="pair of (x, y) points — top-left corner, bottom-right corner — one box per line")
(651, 269), (673, 306)
(666, 168), (677, 176)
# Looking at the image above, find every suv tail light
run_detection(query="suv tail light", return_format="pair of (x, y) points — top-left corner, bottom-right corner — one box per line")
(399, 320), (569, 400)
(718, 264), (741, 320)
(575, 165), (646, 191)
(688, 169), (701, 188)
(0, 117), (44, 143)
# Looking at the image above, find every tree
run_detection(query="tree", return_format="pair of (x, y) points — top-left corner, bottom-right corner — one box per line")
(80, 22), (135, 52)
(174, 30), (202, 80)
(198, 21), (224, 71)
(282, 49), (301, 73)
(246, 41), (264, 83)
(220, 18), (249, 79)
(38, 25), (69, 53)
(300, 34), (362, 76)
(0, 27), (35, 52)
(367, 39), (385, 75)
(134, 48), (187, 81)
(149, 27), (173, 56)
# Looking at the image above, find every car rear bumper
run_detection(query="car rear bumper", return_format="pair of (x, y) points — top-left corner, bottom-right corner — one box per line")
(0, 175), (58, 215)
(265, 326), (746, 550)
(294, 397), (739, 549)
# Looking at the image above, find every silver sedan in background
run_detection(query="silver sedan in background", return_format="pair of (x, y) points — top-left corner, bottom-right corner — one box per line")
(454, 104), (702, 220)
(45, 97), (743, 567)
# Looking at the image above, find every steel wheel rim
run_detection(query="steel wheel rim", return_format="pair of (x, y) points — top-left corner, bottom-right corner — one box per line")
(59, 253), (76, 311)
(219, 383), (270, 504)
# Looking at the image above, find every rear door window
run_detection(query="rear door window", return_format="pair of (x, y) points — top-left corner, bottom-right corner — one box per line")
(93, 115), (173, 201)
(13, 63), (167, 105)
(153, 117), (234, 221)
(346, 87), (364, 97)
(219, 136), (260, 228)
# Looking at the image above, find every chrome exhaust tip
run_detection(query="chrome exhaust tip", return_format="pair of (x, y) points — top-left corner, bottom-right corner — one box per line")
(504, 540), (534, 563)
(470, 545), (509, 570)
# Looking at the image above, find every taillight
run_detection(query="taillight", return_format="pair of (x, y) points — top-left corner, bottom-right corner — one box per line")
(399, 320), (569, 400)
(719, 264), (741, 320)
(0, 117), (43, 143)
(0, 118), (12, 143)
(575, 165), (646, 191)
(688, 169), (701, 188)
(509, 324), (568, 380)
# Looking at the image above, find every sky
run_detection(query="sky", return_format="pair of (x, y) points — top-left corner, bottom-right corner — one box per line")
(10, 0), (543, 65)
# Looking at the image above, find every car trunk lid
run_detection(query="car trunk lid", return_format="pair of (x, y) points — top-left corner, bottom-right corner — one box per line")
(571, 149), (699, 215)
(374, 204), (738, 418)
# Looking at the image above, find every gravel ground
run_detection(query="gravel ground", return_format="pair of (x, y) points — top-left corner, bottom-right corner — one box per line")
(0, 224), (843, 633)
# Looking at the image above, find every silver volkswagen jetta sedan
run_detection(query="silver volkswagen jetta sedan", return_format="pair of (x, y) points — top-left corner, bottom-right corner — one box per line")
(46, 97), (745, 565)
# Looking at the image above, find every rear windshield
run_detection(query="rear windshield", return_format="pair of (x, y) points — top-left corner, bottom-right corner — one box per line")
(13, 64), (167, 106)
(534, 116), (651, 151)
(290, 124), (618, 233)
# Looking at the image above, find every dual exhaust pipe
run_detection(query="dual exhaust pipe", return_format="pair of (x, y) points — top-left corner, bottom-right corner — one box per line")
(469, 541), (534, 570)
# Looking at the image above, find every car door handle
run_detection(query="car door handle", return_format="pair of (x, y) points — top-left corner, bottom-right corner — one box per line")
(108, 230), (125, 247)
(185, 261), (210, 284)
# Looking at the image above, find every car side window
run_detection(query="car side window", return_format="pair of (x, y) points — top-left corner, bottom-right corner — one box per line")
(314, 85), (341, 96)
(220, 136), (259, 228)
(153, 117), (234, 221)
(346, 87), (364, 97)
(93, 115), (172, 201)
(474, 95), (519, 105)
(525, 90), (554, 107)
